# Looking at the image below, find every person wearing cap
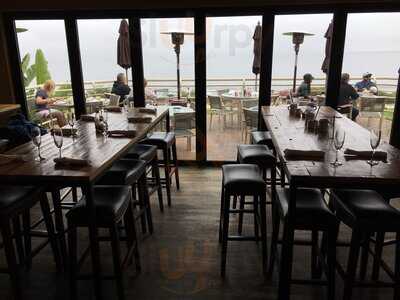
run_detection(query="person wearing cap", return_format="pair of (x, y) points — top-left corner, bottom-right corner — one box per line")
(338, 73), (359, 121)
(296, 73), (314, 97)
(355, 72), (378, 94)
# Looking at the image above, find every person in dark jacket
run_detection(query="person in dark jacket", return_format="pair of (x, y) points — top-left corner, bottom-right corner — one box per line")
(111, 73), (131, 102)
(296, 73), (313, 97)
(338, 73), (359, 121)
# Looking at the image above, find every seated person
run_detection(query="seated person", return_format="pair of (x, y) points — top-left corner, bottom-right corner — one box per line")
(355, 72), (378, 94)
(111, 73), (131, 102)
(35, 80), (67, 127)
(296, 73), (314, 98)
(144, 79), (157, 103)
(338, 73), (359, 121)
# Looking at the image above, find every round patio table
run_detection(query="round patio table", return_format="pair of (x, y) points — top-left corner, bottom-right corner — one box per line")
(221, 93), (258, 125)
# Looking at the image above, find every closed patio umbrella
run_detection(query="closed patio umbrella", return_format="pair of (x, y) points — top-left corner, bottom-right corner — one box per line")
(252, 21), (262, 89)
(321, 21), (333, 74)
(117, 19), (131, 82)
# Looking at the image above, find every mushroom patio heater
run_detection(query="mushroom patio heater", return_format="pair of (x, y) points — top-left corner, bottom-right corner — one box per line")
(283, 31), (314, 92)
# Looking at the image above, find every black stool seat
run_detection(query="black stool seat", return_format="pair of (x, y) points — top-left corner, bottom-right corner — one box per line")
(98, 159), (147, 185)
(332, 189), (400, 231)
(222, 164), (264, 194)
(141, 132), (175, 147)
(125, 144), (157, 162)
(251, 131), (272, 145)
(0, 186), (38, 216)
(238, 144), (275, 165)
(276, 187), (337, 229)
(66, 186), (131, 226)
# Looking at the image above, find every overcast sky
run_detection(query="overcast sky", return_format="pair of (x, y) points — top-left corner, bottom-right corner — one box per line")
(15, 13), (400, 85)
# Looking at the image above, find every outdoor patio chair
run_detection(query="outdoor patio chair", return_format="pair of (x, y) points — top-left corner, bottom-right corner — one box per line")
(108, 94), (121, 106)
(221, 95), (240, 127)
(174, 112), (196, 151)
(242, 108), (258, 143)
(358, 96), (385, 130)
(208, 95), (224, 130)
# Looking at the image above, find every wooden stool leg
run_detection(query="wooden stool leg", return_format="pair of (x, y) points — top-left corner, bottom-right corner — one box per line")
(12, 216), (25, 267)
(152, 156), (164, 212)
(372, 232), (385, 281)
(1, 220), (22, 300)
(39, 195), (62, 271)
(327, 230), (336, 300)
(172, 141), (180, 190)
(311, 230), (319, 279)
(124, 201), (141, 271)
(22, 211), (32, 269)
(259, 192), (267, 276)
(238, 195), (245, 235)
(51, 189), (68, 269)
(218, 185), (225, 244)
(139, 174), (153, 234)
(134, 184), (147, 234)
(268, 202), (280, 278)
(394, 232), (400, 300)
(278, 221), (294, 300)
(163, 147), (172, 207)
(359, 232), (370, 280)
(221, 193), (230, 277)
(253, 195), (259, 242)
(68, 224), (78, 300)
(110, 224), (125, 300)
(343, 229), (362, 300)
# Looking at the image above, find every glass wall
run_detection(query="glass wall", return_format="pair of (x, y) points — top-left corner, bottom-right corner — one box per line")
(342, 13), (400, 142)
(206, 16), (262, 161)
(141, 18), (195, 160)
(15, 20), (73, 126)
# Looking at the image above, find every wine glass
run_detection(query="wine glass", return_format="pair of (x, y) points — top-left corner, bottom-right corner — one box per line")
(52, 128), (63, 159)
(30, 127), (45, 162)
(331, 128), (346, 167)
(368, 129), (382, 166)
(68, 112), (76, 141)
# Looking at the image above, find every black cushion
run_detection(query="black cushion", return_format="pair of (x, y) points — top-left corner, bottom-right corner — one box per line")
(238, 144), (275, 167)
(66, 186), (131, 226)
(332, 189), (400, 231)
(97, 159), (146, 185)
(222, 164), (265, 194)
(276, 187), (337, 230)
(125, 144), (157, 162)
(141, 132), (175, 148)
(251, 131), (273, 146)
(0, 139), (9, 153)
(0, 186), (39, 216)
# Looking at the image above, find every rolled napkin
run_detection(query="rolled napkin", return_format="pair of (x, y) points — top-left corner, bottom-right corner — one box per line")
(138, 107), (157, 114)
(284, 149), (325, 160)
(108, 130), (137, 138)
(344, 148), (387, 161)
(54, 157), (91, 167)
(105, 106), (122, 112)
(80, 114), (95, 122)
(53, 127), (78, 137)
(0, 154), (29, 165)
(127, 116), (152, 123)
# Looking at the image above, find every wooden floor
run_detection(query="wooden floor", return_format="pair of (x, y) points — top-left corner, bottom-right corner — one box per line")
(0, 166), (398, 299)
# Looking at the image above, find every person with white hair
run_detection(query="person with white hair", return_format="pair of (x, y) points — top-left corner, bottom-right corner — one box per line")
(355, 72), (378, 94)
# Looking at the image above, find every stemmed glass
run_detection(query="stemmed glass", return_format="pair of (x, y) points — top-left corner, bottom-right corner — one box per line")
(52, 128), (63, 159)
(368, 129), (382, 166)
(30, 127), (45, 162)
(331, 127), (346, 167)
(68, 112), (75, 141)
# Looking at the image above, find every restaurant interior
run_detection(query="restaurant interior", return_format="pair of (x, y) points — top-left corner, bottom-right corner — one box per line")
(1, 0), (400, 299)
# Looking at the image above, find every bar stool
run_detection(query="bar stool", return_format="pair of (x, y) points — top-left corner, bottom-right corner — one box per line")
(124, 144), (164, 211)
(331, 189), (400, 300)
(97, 159), (153, 234)
(236, 144), (276, 233)
(140, 132), (180, 206)
(251, 131), (274, 152)
(67, 185), (140, 300)
(219, 164), (267, 276)
(270, 187), (338, 300)
(0, 186), (59, 300)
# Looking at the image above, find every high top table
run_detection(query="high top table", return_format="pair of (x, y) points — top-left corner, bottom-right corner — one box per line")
(262, 105), (400, 299)
(0, 106), (169, 300)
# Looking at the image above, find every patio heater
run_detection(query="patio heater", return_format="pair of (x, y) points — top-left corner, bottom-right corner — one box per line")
(161, 30), (194, 99)
(283, 31), (314, 92)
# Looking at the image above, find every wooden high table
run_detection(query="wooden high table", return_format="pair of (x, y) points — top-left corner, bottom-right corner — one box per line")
(262, 105), (400, 299)
(0, 106), (170, 300)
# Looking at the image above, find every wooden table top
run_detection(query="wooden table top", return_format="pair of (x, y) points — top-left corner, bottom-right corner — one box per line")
(0, 106), (168, 185)
(0, 103), (20, 114)
(262, 105), (400, 188)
